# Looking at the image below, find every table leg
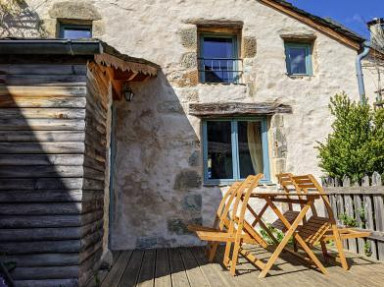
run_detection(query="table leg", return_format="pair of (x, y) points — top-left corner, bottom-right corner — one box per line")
(248, 203), (279, 245)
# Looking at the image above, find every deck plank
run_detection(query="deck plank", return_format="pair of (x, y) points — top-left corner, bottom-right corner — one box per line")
(169, 248), (191, 287)
(118, 250), (144, 287)
(179, 248), (211, 287)
(101, 251), (132, 287)
(104, 247), (384, 287)
(193, 247), (236, 287)
(137, 250), (156, 287)
(154, 249), (172, 287)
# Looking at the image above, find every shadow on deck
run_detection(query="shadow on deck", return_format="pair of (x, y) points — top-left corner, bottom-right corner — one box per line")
(89, 246), (383, 287)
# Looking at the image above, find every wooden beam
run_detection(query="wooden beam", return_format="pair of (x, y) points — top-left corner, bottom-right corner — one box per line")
(111, 69), (134, 81)
(189, 102), (292, 117)
(130, 73), (149, 82)
(127, 71), (139, 81)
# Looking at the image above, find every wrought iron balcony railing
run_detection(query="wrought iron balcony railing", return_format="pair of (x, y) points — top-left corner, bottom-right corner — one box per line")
(198, 58), (243, 84)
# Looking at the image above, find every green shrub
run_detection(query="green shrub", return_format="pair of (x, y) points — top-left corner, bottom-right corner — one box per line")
(338, 213), (357, 227)
(259, 224), (293, 245)
(364, 241), (372, 257)
(317, 92), (384, 182)
(368, 108), (384, 173)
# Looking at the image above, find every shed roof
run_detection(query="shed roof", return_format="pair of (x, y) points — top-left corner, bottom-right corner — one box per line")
(0, 38), (160, 77)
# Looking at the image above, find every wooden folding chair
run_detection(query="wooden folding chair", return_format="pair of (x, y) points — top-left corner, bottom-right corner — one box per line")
(270, 173), (302, 232)
(188, 181), (242, 262)
(292, 174), (371, 270)
(189, 174), (267, 276)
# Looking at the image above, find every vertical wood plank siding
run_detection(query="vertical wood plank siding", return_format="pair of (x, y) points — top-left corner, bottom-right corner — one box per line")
(0, 62), (108, 287)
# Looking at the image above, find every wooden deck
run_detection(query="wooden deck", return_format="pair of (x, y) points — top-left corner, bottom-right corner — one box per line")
(94, 246), (384, 287)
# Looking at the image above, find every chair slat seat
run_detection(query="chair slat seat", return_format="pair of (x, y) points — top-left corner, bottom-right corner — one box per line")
(195, 229), (264, 245)
(322, 228), (372, 241)
(195, 230), (230, 242)
(187, 225), (218, 232)
(297, 216), (331, 246)
(271, 210), (300, 232)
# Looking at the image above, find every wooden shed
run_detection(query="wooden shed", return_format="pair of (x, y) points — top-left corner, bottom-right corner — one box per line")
(0, 39), (159, 287)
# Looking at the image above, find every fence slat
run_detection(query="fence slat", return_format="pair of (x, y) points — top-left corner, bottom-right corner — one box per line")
(342, 176), (355, 251)
(372, 172), (384, 260)
(372, 172), (381, 186)
(364, 194), (378, 260)
(353, 194), (365, 255)
(373, 195), (384, 260)
(345, 195), (357, 253)
(336, 191), (348, 249)
(361, 175), (370, 187)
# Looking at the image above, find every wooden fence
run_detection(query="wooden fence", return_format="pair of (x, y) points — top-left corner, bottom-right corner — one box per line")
(323, 172), (384, 261)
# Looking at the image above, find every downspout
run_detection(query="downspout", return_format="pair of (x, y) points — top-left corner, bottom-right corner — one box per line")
(356, 41), (371, 104)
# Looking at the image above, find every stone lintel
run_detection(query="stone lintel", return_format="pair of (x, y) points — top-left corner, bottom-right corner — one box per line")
(49, 1), (102, 20)
(186, 19), (243, 31)
(280, 33), (317, 42)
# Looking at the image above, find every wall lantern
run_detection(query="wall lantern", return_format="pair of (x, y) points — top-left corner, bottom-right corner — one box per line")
(122, 82), (134, 102)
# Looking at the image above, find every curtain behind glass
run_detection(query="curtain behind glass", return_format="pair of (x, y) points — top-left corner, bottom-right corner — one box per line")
(247, 122), (263, 174)
(238, 121), (264, 178)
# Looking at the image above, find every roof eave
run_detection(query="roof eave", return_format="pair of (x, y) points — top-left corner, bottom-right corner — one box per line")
(0, 38), (160, 76)
(0, 39), (102, 55)
(259, 0), (365, 51)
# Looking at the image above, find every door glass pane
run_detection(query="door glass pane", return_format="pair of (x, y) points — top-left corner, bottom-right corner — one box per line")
(202, 37), (234, 83)
(238, 121), (264, 178)
(207, 121), (233, 180)
(287, 46), (307, 74)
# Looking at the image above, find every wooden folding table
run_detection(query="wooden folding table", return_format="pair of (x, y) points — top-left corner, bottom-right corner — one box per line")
(247, 191), (326, 278)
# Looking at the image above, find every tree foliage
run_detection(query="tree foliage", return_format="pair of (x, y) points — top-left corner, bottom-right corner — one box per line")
(317, 92), (384, 182)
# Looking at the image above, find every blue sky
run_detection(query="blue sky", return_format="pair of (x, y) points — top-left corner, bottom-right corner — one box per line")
(288, 0), (384, 39)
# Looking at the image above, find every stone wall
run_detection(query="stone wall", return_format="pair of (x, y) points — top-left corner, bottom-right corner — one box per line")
(2, 0), (379, 250)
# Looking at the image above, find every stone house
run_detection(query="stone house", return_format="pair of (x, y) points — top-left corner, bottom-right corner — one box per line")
(0, 0), (381, 286)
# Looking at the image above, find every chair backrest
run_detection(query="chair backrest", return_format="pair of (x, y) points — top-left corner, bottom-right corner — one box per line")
(291, 174), (336, 224)
(213, 174), (263, 234)
(230, 174), (264, 233)
(214, 182), (241, 230)
(277, 173), (299, 193)
(277, 173), (304, 211)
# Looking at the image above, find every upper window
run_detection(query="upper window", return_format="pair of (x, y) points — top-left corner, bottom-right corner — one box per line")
(59, 24), (92, 39)
(202, 119), (270, 184)
(284, 43), (312, 76)
(198, 34), (241, 84)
